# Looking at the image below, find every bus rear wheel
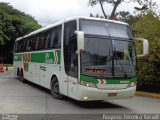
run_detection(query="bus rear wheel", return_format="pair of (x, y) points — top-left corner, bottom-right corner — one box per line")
(51, 77), (63, 99)
(17, 68), (20, 77)
(19, 69), (25, 83)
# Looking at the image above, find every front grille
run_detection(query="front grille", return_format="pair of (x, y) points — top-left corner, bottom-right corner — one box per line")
(97, 84), (128, 90)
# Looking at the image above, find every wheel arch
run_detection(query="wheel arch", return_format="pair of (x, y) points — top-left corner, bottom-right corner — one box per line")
(50, 73), (64, 99)
(50, 74), (58, 88)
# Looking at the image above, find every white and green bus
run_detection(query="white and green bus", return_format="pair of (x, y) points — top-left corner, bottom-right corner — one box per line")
(13, 16), (148, 101)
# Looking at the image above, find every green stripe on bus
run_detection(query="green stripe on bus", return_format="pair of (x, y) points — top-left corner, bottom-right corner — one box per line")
(104, 77), (137, 84)
(80, 75), (137, 84)
(80, 75), (99, 84)
(14, 50), (61, 64)
(129, 77), (137, 83)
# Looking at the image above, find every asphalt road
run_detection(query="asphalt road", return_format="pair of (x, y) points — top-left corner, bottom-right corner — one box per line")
(0, 69), (160, 119)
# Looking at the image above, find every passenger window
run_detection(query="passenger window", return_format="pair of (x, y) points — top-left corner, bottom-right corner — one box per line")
(35, 36), (39, 50)
(21, 40), (25, 51)
(57, 28), (62, 47)
(38, 33), (46, 50)
(26, 39), (32, 51)
(18, 41), (22, 52)
(50, 31), (55, 48)
(45, 31), (51, 49)
(31, 37), (37, 50)
(50, 26), (62, 48)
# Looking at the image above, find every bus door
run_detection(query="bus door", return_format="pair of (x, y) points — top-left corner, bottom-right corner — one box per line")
(63, 20), (78, 98)
(67, 39), (78, 98)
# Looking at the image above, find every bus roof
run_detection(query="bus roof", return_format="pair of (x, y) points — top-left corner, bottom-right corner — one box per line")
(15, 16), (129, 41)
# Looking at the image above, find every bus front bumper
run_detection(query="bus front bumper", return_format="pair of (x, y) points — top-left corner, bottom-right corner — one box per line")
(77, 85), (136, 101)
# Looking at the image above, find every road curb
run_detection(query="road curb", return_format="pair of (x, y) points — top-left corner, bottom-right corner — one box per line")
(136, 91), (160, 99)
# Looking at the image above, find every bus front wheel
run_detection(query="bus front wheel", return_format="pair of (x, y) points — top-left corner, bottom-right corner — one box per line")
(51, 77), (63, 99)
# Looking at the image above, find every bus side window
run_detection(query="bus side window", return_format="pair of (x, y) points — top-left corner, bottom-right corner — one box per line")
(22, 39), (27, 52)
(26, 39), (32, 51)
(50, 26), (62, 49)
(53, 30), (59, 48)
(17, 41), (19, 52)
(24, 39), (27, 51)
(57, 27), (62, 48)
(35, 36), (39, 50)
(38, 33), (46, 50)
(50, 29), (55, 48)
(18, 41), (22, 52)
(32, 37), (37, 50)
(45, 31), (51, 49)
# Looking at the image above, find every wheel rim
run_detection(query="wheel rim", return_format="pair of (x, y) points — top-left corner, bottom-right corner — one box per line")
(54, 82), (59, 94)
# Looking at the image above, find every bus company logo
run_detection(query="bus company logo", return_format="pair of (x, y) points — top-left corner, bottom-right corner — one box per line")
(45, 53), (53, 64)
(40, 66), (46, 71)
(120, 81), (129, 84)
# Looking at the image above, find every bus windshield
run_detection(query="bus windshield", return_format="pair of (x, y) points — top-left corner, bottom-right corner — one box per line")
(79, 19), (136, 79)
(81, 37), (136, 79)
(79, 19), (133, 39)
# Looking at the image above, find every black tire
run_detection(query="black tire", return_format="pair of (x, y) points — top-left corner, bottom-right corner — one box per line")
(17, 68), (20, 77)
(51, 77), (63, 99)
(18, 70), (21, 81)
(19, 70), (25, 83)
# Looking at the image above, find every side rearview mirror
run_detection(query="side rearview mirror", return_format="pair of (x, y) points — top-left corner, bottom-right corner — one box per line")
(75, 31), (84, 52)
(134, 38), (149, 57)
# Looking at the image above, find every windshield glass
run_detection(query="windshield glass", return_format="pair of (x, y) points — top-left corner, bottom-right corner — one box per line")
(80, 19), (132, 39)
(112, 40), (136, 77)
(81, 37), (136, 79)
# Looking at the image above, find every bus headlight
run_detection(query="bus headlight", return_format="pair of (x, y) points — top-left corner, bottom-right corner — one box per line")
(128, 82), (137, 87)
(80, 81), (96, 88)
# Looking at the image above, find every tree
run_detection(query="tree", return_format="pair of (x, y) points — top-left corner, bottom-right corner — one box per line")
(0, 2), (41, 63)
(88, 0), (157, 19)
(132, 11), (160, 91)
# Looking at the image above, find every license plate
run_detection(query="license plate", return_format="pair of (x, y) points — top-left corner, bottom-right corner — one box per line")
(108, 93), (117, 97)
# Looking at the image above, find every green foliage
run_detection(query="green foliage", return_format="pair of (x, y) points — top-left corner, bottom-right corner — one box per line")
(132, 11), (160, 90)
(116, 11), (138, 25)
(0, 2), (41, 63)
(133, 11), (160, 52)
(0, 2), (41, 45)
